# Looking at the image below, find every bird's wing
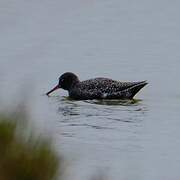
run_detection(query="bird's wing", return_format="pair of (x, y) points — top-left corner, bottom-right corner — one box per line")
(105, 81), (148, 99)
(81, 78), (147, 93)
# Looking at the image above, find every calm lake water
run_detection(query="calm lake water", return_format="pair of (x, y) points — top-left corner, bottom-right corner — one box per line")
(1, 0), (180, 179)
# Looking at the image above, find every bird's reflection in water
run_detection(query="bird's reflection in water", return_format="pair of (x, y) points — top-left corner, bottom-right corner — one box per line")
(55, 97), (80, 117)
(52, 96), (148, 123)
(48, 96), (148, 135)
(84, 98), (142, 106)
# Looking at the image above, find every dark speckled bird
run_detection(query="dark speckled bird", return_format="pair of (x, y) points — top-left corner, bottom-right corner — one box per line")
(46, 72), (148, 100)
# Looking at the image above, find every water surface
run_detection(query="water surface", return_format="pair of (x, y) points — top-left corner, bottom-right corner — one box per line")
(0, 0), (180, 179)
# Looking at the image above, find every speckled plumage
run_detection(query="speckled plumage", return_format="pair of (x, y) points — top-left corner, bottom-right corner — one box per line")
(46, 72), (148, 100)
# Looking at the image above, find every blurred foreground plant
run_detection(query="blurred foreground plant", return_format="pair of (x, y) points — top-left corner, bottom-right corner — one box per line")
(0, 111), (60, 180)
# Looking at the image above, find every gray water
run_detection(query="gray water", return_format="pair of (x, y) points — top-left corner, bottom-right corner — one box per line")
(0, 0), (180, 179)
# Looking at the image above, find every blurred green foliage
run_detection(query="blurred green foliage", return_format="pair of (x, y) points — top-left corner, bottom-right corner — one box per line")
(0, 113), (60, 180)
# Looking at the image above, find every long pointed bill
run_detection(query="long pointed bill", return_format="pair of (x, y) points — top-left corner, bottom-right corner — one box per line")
(46, 85), (60, 96)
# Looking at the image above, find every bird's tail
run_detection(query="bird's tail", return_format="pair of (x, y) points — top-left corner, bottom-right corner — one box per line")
(128, 81), (148, 99)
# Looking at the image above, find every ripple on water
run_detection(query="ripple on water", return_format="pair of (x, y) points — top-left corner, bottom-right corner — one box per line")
(46, 95), (148, 161)
(47, 96), (148, 132)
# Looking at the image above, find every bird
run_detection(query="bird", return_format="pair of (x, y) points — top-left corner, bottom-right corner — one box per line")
(46, 72), (148, 100)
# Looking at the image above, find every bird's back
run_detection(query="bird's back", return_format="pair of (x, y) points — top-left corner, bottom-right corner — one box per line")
(69, 78), (147, 100)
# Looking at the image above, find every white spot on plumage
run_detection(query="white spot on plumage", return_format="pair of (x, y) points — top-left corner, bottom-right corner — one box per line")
(102, 93), (108, 98)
